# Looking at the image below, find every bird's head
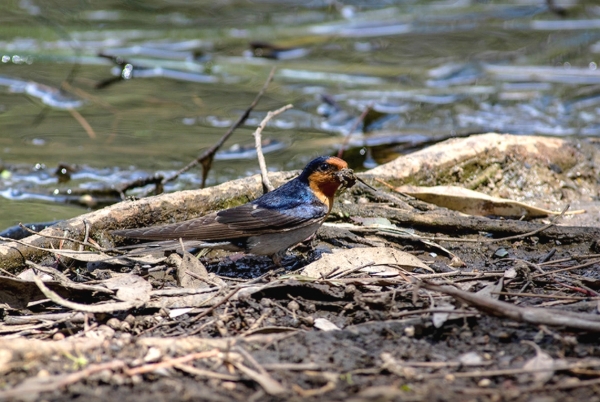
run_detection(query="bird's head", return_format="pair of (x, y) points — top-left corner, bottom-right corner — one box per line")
(300, 156), (356, 200)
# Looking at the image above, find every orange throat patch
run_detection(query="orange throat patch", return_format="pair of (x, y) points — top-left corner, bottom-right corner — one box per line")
(308, 171), (341, 212)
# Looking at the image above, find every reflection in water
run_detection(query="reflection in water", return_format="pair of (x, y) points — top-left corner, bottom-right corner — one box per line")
(0, 76), (83, 109)
(0, 0), (599, 227)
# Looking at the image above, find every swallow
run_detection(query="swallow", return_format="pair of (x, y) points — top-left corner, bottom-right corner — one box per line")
(112, 156), (356, 265)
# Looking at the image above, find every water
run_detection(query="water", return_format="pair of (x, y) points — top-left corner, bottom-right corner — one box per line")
(0, 0), (599, 228)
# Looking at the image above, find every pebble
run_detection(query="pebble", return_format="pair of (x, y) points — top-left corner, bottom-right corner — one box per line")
(287, 300), (300, 311)
(106, 318), (121, 330)
(478, 378), (491, 387)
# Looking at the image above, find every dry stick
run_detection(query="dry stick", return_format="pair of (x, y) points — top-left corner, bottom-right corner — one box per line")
(492, 291), (595, 301)
(188, 287), (241, 323)
(188, 269), (280, 324)
(252, 104), (293, 193)
(18, 223), (110, 252)
(162, 67), (277, 189)
(32, 272), (140, 313)
(390, 308), (478, 319)
(229, 359), (287, 396)
(26, 260), (71, 283)
(25, 260), (111, 294)
(336, 102), (373, 159)
(0, 235), (115, 267)
(3, 312), (85, 325)
(422, 360), (600, 380)
(532, 258), (600, 278)
(0, 360), (125, 400)
(125, 349), (220, 376)
(174, 363), (240, 381)
(229, 348), (288, 396)
(419, 281), (600, 331)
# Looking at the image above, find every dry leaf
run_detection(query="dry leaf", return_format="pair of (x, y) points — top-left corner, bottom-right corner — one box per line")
(522, 341), (555, 384)
(476, 278), (504, 300)
(103, 275), (152, 303)
(432, 303), (455, 328)
(169, 252), (210, 288)
(314, 318), (341, 331)
(457, 351), (484, 366)
(17, 269), (52, 282)
(504, 267), (518, 279)
(395, 185), (582, 218)
(169, 308), (193, 318)
(301, 247), (431, 279)
(0, 275), (112, 309)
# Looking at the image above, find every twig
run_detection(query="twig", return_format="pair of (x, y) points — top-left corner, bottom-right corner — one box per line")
(17, 223), (109, 253)
(419, 281), (600, 331)
(174, 363), (240, 381)
(532, 258), (600, 278)
(327, 261), (375, 279)
(228, 354), (287, 396)
(27, 260), (71, 283)
(253, 104), (293, 193)
(3, 312), (85, 325)
(390, 308), (477, 319)
(292, 371), (338, 397)
(32, 272), (140, 313)
(115, 174), (164, 198)
(422, 359), (600, 379)
(26, 260), (113, 294)
(186, 288), (242, 331)
(162, 67), (277, 188)
(492, 291), (594, 301)
(125, 350), (220, 376)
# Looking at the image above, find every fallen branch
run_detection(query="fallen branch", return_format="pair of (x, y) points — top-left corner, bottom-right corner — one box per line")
(0, 171), (295, 273)
(419, 281), (600, 331)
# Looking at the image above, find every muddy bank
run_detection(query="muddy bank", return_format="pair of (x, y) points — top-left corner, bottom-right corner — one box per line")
(1, 133), (600, 401)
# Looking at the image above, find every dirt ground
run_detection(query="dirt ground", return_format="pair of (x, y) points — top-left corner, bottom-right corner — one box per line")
(1, 135), (600, 401)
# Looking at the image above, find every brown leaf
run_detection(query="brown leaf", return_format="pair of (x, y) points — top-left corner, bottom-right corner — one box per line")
(395, 185), (582, 218)
(522, 340), (555, 384)
(300, 247), (430, 279)
(103, 274), (151, 303)
(171, 252), (210, 288)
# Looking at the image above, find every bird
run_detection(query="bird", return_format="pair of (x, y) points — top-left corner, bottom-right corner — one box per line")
(112, 156), (357, 265)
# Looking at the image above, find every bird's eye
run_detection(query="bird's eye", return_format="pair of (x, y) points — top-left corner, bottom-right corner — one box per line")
(318, 163), (329, 172)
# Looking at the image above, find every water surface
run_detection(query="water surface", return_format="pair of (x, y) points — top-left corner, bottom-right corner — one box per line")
(0, 0), (598, 228)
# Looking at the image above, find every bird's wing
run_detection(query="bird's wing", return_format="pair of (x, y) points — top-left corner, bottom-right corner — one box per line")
(112, 201), (327, 241)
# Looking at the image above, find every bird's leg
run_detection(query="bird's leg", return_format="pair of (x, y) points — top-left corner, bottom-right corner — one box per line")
(271, 251), (286, 267)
